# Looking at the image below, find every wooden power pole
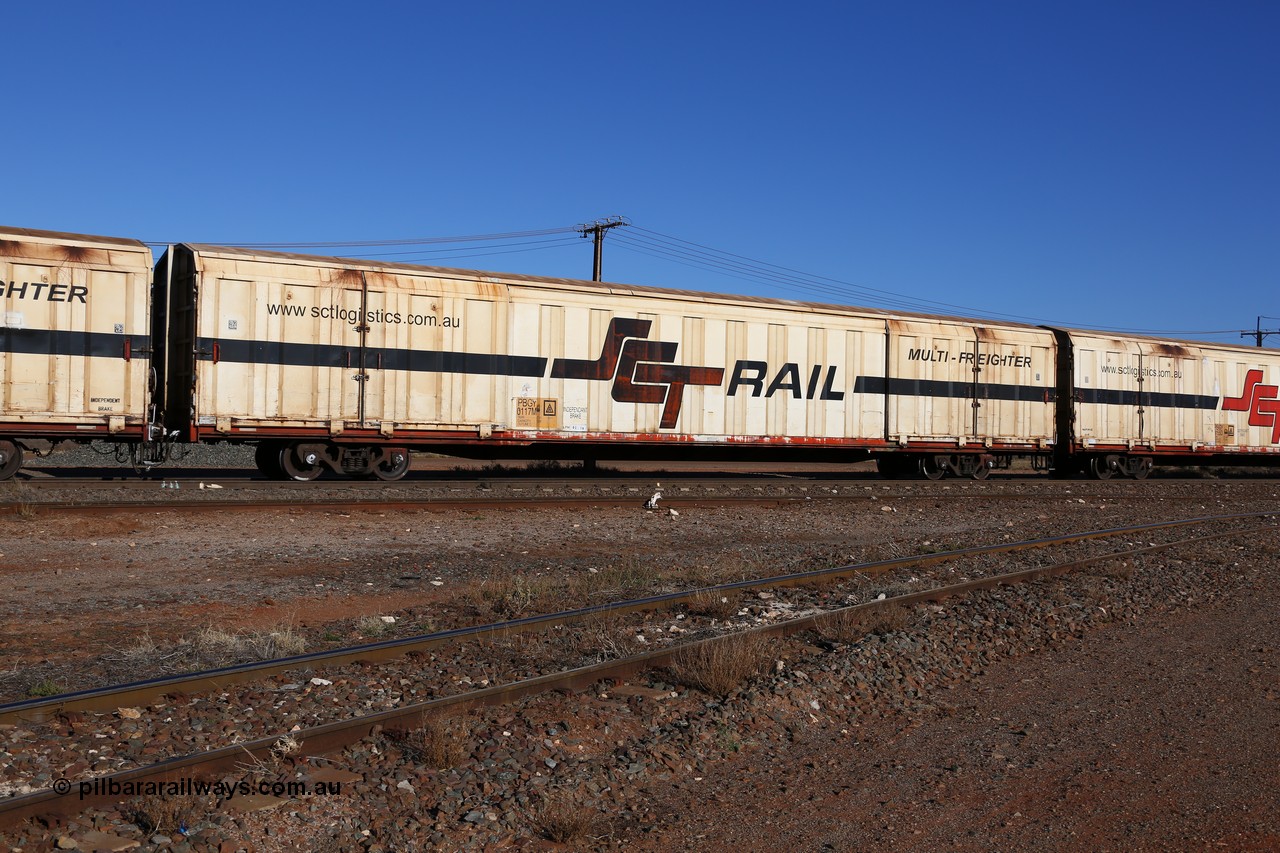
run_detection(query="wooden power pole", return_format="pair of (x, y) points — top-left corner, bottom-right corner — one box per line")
(576, 216), (629, 281)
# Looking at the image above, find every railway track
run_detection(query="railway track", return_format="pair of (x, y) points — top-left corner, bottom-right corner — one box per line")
(1, 510), (1274, 828)
(3, 475), (1271, 515)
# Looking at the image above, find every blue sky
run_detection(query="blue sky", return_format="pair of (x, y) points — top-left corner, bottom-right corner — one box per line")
(5, 2), (1277, 343)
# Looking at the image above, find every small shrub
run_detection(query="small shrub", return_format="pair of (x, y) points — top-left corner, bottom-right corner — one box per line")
(25, 678), (61, 698)
(714, 723), (741, 753)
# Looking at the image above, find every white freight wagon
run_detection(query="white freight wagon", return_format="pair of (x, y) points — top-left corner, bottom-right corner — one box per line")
(1051, 328), (1280, 477)
(156, 244), (1059, 480)
(0, 227), (154, 478)
(5, 229), (1274, 482)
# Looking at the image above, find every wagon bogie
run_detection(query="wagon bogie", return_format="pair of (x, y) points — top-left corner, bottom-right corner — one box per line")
(251, 440), (412, 481)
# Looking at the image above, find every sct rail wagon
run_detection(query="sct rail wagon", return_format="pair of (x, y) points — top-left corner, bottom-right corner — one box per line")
(2, 226), (1278, 482)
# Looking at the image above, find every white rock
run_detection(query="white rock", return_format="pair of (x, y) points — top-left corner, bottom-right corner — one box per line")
(310, 677), (333, 686)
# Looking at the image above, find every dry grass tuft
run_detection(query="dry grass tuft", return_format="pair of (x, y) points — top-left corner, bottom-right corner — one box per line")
(570, 556), (662, 601)
(573, 613), (642, 663)
(106, 623), (308, 676)
(685, 589), (740, 621)
(3, 481), (37, 520)
(387, 712), (470, 770)
(874, 582), (916, 600)
(529, 792), (604, 844)
(668, 633), (774, 697)
(128, 792), (210, 835)
(1089, 560), (1137, 580)
(192, 624), (307, 665)
(355, 615), (393, 638)
(478, 572), (560, 619)
(816, 603), (910, 644)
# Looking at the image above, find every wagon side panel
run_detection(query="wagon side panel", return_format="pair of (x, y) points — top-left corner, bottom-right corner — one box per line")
(0, 230), (152, 436)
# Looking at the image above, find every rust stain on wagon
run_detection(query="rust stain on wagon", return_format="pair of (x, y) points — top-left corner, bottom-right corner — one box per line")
(332, 268), (364, 286)
(55, 243), (111, 267)
(1149, 343), (1192, 357)
(362, 271), (397, 289)
(0, 240), (34, 259)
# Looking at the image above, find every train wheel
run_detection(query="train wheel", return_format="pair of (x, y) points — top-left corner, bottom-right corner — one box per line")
(254, 442), (285, 479)
(1129, 457), (1153, 480)
(280, 443), (325, 481)
(1088, 455), (1116, 480)
(920, 455), (947, 480)
(0, 441), (22, 481)
(370, 448), (411, 481)
(971, 458), (991, 480)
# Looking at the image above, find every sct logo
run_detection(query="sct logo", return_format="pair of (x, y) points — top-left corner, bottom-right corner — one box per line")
(1222, 370), (1280, 443)
(550, 318), (724, 429)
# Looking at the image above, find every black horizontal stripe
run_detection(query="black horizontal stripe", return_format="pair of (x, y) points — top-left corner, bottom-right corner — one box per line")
(0, 327), (148, 358)
(1077, 388), (1219, 410)
(855, 376), (1220, 410)
(854, 376), (1053, 403)
(197, 337), (547, 377)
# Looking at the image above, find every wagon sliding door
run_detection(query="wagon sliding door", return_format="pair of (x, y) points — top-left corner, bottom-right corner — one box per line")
(887, 321), (1054, 448)
(191, 271), (364, 432)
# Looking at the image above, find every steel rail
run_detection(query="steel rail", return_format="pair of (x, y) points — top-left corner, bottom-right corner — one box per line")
(0, 495), (816, 516)
(2, 518), (1273, 827)
(3, 482), (1266, 514)
(3, 511), (1272, 726)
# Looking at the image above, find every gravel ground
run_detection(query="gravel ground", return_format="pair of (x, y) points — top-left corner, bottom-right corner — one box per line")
(0, 476), (1277, 850)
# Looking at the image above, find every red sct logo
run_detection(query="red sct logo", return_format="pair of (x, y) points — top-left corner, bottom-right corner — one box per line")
(1222, 369), (1280, 443)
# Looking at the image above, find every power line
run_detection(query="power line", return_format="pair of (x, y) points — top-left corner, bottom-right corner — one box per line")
(142, 219), (1267, 344)
(343, 236), (582, 262)
(143, 226), (579, 249)
(615, 227), (1262, 340)
(616, 227), (1053, 323)
(224, 226), (579, 249)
